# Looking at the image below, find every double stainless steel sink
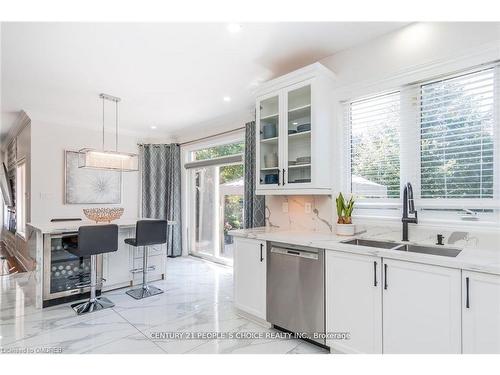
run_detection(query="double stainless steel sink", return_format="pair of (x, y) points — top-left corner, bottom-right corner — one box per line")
(341, 238), (462, 257)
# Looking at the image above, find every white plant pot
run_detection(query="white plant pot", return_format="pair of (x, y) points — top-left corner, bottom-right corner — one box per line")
(336, 223), (356, 236)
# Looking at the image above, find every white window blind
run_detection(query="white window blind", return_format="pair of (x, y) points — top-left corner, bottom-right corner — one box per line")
(420, 67), (496, 199)
(349, 91), (401, 198)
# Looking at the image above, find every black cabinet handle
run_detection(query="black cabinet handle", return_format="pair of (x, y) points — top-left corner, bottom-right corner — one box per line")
(260, 243), (264, 262)
(373, 261), (378, 287)
(466, 277), (470, 308)
(384, 264), (388, 290)
(282, 169), (286, 185)
(277, 169), (281, 186)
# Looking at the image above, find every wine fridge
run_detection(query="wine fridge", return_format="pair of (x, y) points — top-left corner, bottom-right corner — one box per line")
(43, 232), (103, 307)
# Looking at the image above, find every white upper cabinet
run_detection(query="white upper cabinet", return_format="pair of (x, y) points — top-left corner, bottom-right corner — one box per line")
(255, 63), (335, 195)
(257, 92), (282, 190)
(382, 259), (461, 354)
(462, 270), (500, 354)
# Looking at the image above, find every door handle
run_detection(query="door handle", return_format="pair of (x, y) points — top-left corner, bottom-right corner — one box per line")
(260, 243), (264, 262)
(282, 169), (286, 185)
(373, 261), (378, 287)
(384, 263), (388, 290)
(466, 277), (470, 308)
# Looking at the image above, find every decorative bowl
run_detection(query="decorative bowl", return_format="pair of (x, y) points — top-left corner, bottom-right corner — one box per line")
(83, 207), (124, 223)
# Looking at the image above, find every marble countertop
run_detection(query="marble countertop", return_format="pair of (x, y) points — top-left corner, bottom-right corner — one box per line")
(27, 219), (139, 234)
(229, 227), (500, 276)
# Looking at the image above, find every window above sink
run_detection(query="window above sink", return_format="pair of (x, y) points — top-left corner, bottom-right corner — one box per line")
(342, 63), (500, 224)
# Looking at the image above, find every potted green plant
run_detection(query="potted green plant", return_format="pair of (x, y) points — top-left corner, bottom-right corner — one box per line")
(224, 222), (234, 244)
(335, 192), (356, 236)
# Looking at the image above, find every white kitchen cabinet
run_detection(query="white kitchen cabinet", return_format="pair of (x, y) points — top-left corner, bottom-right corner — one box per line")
(326, 251), (382, 354)
(233, 237), (267, 320)
(462, 270), (500, 353)
(255, 63), (335, 195)
(133, 243), (165, 258)
(132, 254), (165, 285)
(382, 259), (461, 354)
(102, 228), (133, 291)
(102, 228), (166, 291)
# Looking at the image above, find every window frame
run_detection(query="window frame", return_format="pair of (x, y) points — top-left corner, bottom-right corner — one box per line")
(16, 159), (27, 237)
(344, 63), (500, 221)
(180, 129), (246, 260)
(348, 90), (402, 201)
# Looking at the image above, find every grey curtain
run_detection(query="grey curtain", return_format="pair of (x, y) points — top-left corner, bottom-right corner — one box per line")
(244, 121), (266, 228)
(140, 144), (182, 257)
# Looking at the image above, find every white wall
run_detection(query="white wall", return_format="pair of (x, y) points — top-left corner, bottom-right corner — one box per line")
(29, 120), (140, 223)
(320, 22), (500, 96)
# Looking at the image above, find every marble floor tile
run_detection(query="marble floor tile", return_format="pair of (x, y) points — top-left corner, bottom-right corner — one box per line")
(0, 256), (329, 354)
(0, 302), (116, 346)
(82, 332), (166, 354)
(3, 310), (137, 354)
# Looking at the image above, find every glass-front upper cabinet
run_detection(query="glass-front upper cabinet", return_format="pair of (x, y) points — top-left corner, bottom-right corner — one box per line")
(257, 94), (281, 187)
(285, 84), (311, 185)
(254, 62), (336, 195)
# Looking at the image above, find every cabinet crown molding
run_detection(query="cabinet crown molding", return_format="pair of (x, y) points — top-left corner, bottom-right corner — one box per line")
(255, 62), (336, 97)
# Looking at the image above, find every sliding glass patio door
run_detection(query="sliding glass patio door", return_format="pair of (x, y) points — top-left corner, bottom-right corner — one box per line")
(187, 141), (244, 265)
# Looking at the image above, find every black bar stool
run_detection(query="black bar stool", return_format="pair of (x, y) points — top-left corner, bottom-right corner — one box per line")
(68, 224), (118, 315)
(125, 219), (168, 299)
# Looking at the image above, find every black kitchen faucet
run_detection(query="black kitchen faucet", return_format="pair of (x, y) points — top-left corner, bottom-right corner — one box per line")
(402, 182), (418, 242)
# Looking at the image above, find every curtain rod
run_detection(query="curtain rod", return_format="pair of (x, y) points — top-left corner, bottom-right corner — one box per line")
(137, 125), (249, 147)
(179, 126), (246, 146)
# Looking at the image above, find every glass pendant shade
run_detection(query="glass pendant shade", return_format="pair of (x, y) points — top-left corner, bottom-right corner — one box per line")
(78, 149), (139, 172)
(79, 93), (139, 172)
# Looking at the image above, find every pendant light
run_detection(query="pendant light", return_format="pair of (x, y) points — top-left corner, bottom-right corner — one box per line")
(79, 93), (139, 172)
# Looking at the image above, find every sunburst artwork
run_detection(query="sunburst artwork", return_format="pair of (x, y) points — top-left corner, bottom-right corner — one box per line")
(65, 150), (122, 204)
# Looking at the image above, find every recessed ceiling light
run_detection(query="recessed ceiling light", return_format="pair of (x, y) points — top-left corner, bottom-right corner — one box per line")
(227, 23), (242, 33)
(293, 122), (298, 125)
(223, 96), (231, 102)
(151, 126), (157, 130)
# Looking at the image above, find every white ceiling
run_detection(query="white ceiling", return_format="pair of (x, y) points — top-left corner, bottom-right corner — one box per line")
(1, 22), (406, 141)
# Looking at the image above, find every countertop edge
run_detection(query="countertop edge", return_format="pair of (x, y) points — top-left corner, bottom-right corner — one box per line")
(27, 220), (138, 234)
(229, 229), (500, 276)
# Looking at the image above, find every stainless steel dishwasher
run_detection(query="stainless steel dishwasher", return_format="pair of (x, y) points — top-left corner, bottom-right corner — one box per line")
(267, 242), (325, 346)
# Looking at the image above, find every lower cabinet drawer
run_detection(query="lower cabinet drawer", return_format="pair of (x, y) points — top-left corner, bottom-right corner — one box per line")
(133, 244), (165, 259)
(132, 255), (164, 284)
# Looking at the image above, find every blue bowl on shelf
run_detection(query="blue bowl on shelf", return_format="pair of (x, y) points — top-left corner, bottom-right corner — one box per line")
(262, 124), (277, 139)
(297, 123), (311, 133)
(264, 174), (279, 184)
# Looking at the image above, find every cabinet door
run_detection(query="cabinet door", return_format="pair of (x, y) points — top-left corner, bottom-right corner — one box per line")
(463, 271), (500, 353)
(102, 228), (133, 290)
(256, 93), (282, 190)
(233, 238), (266, 320)
(132, 254), (164, 285)
(326, 251), (382, 353)
(382, 259), (461, 353)
(283, 81), (313, 188)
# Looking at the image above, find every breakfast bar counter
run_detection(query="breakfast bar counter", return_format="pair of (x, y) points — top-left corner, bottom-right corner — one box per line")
(27, 219), (167, 308)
